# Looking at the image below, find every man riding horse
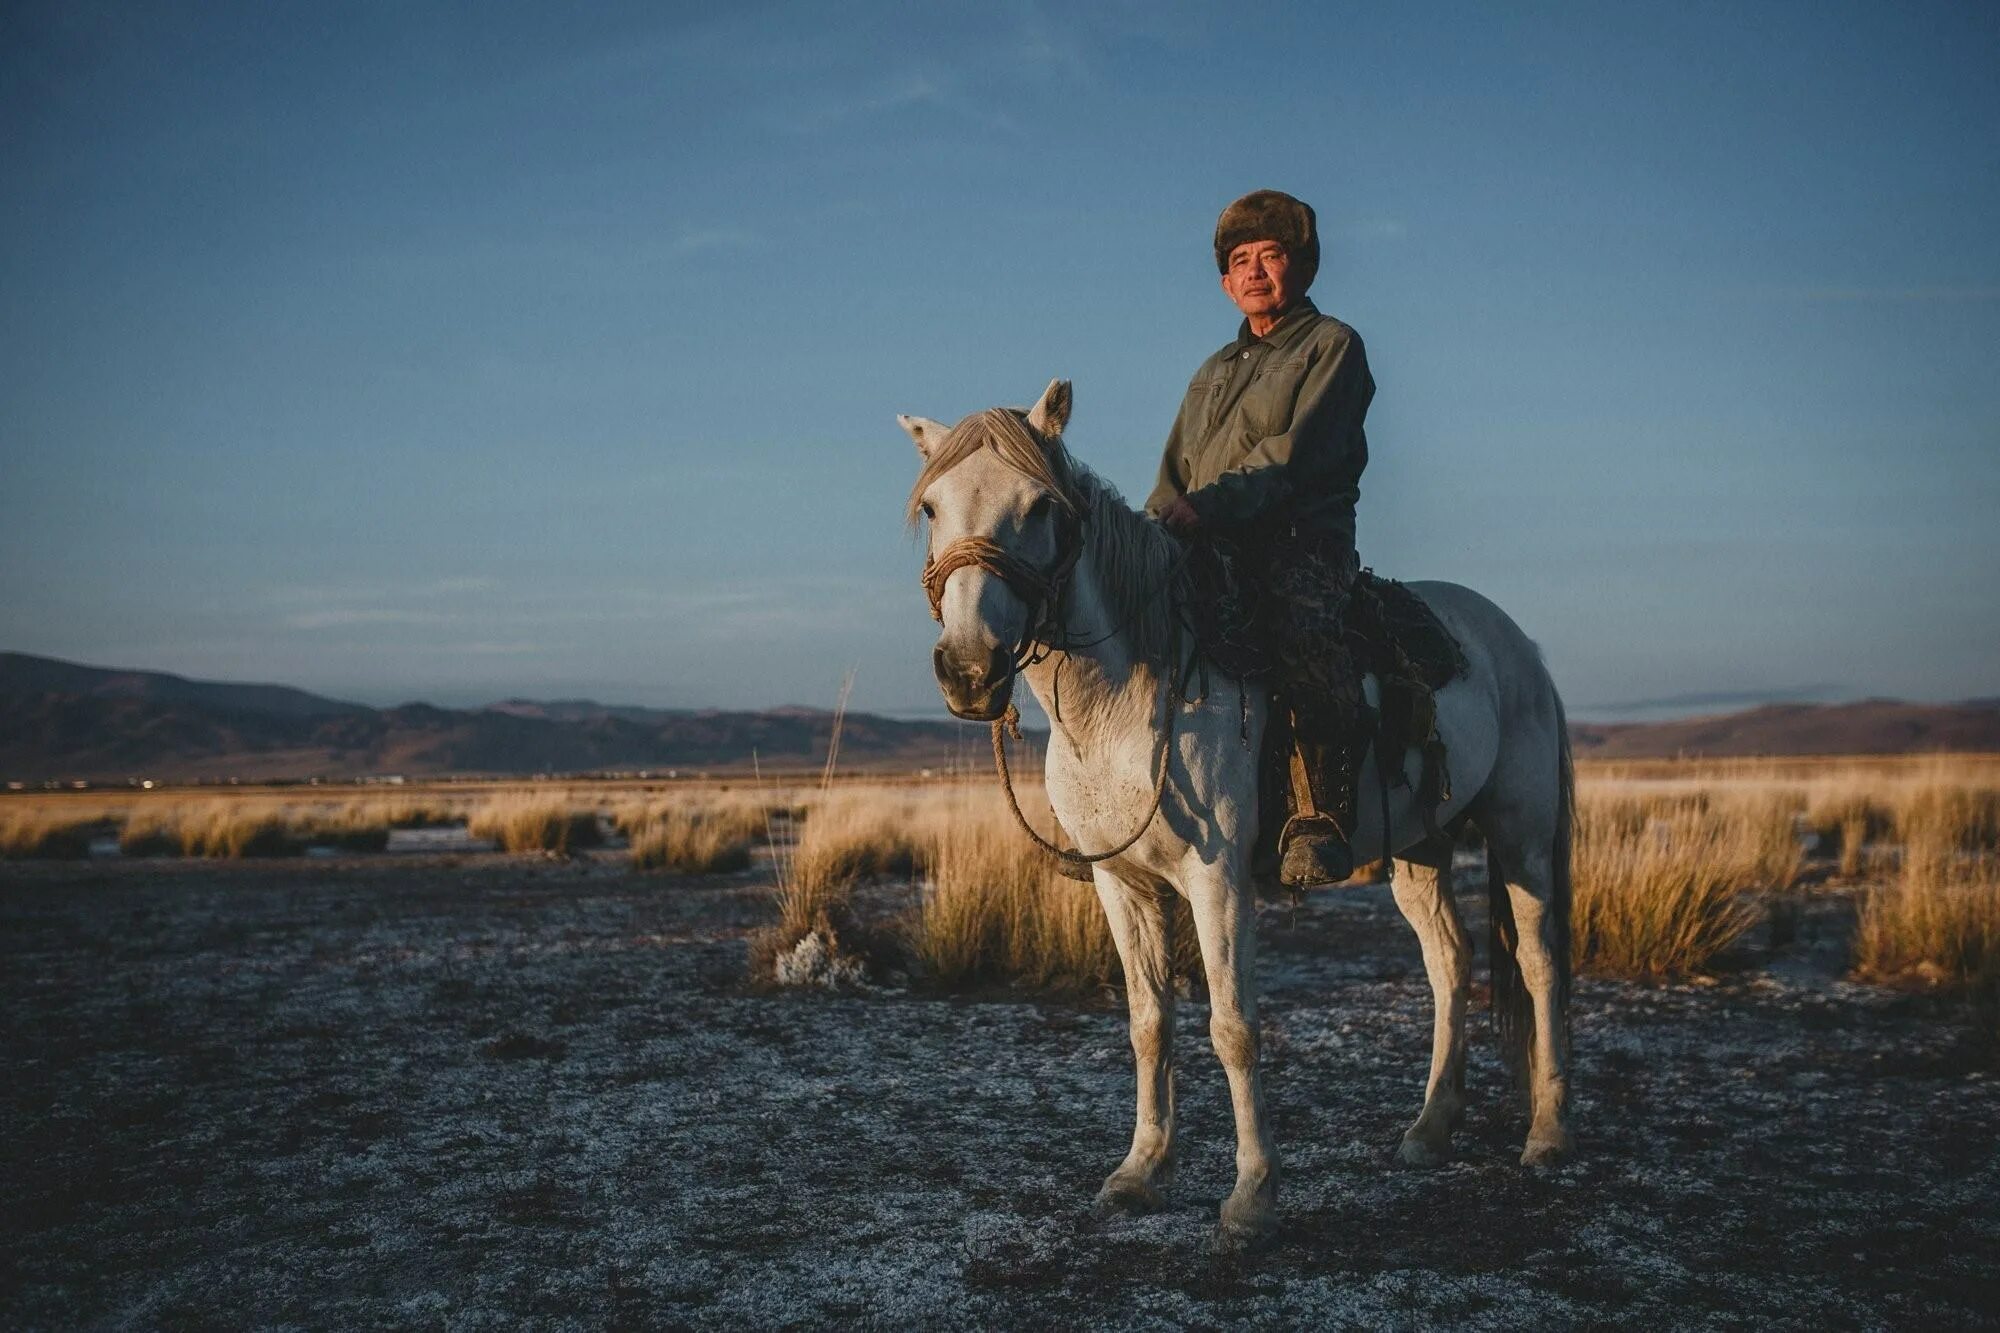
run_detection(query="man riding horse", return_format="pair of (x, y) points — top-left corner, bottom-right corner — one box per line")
(1148, 189), (1372, 888)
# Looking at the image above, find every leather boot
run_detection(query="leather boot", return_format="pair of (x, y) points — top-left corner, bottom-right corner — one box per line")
(1279, 736), (1356, 888)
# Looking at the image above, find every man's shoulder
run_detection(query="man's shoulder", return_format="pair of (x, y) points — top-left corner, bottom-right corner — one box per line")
(1298, 309), (1361, 350)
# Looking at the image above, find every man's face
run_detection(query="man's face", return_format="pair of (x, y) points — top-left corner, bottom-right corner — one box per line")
(1221, 240), (1298, 323)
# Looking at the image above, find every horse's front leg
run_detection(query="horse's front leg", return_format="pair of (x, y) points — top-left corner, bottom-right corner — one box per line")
(1093, 867), (1177, 1213)
(1185, 860), (1278, 1248)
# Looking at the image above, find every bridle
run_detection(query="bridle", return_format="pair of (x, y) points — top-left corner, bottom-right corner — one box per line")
(920, 502), (1083, 675)
(918, 458), (1181, 877)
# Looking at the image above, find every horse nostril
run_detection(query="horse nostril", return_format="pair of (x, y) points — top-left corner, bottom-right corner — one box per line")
(934, 646), (984, 691)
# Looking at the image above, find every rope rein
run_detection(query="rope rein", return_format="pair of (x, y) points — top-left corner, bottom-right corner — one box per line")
(990, 617), (1181, 874)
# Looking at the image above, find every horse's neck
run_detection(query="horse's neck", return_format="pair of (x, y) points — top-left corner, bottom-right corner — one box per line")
(1019, 508), (1172, 747)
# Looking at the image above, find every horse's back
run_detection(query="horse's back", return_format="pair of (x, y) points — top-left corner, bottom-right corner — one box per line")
(1400, 579), (1556, 711)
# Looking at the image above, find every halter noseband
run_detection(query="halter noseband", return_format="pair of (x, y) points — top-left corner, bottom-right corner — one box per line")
(921, 508), (1083, 671)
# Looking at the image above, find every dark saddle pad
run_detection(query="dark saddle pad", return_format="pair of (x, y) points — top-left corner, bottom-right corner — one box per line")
(1239, 570), (1470, 882)
(1343, 570), (1468, 697)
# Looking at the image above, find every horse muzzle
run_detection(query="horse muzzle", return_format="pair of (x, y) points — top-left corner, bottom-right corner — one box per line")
(933, 643), (1016, 722)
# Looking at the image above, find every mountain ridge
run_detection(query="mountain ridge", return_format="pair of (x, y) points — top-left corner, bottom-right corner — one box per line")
(3, 651), (1996, 781)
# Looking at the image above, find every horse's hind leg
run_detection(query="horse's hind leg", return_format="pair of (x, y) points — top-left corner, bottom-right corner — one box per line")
(1486, 827), (1574, 1168)
(1093, 868), (1177, 1213)
(1390, 841), (1470, 1167)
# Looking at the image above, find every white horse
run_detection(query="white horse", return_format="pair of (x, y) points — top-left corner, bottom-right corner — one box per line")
(901, 379), (1574, 1249)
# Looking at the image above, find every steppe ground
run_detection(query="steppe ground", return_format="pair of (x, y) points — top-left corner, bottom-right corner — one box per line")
(5, 840), (1997, 1330)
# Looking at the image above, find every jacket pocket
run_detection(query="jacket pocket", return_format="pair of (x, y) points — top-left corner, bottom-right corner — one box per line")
(1240, 359), (1305, 436)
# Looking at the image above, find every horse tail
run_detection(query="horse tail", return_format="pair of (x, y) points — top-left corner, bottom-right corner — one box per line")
(1489, 681), (1574, 1086)
(1488, 841), (1528, 1086)
(1550, 685), (1575, 1057)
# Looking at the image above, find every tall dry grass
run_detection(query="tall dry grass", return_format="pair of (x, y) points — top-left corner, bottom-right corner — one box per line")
(466, 795), (603, 854)
(1854, 783), (2000, 997)
(113, 801), (303, 858)
(913, 796), (1117, 991)
(620, 794), (768, 874)
(762, 787), (932, 959)
(0, 808), (98, 859)
(905, 791), (1204, 993)
(1570, 791), (1801, 978)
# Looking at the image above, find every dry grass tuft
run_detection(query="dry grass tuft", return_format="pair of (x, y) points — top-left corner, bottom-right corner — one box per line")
(0, 809), (99, 859)
(466, 796), (603, 854)
(625, 796), (767, 874)
(1853, 857), (2000, 996)
(789, 790), (930, 889)
(763, 789), (923, 965)
(285, 804), (394, 853)
(913, 796), (1114, 991)
(1570, 792), (1800, 978)
(1855, 784), (2000, 997)
(135, 802), (306, 858)
(907, 792), (1203, 994)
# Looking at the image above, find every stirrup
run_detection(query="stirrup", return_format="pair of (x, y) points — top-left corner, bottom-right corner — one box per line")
(1278, 813), (1353, 888)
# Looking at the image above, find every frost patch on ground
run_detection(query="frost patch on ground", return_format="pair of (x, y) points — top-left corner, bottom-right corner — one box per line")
(771, 928), (869, 990)
(1, 857), (1996, 1327)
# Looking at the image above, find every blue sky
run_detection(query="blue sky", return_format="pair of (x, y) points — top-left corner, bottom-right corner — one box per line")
(3, 0), (1995, 720)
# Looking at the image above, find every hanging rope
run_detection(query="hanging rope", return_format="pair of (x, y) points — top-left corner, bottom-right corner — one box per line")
(989, 625), (1180, 874)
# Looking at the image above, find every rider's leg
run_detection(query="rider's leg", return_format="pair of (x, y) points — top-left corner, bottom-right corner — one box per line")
(1269, 538), (1363, 888)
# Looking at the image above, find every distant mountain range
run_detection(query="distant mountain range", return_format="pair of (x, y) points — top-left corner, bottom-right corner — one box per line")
(1567, 699), (2000, 759)
(0, 652), (994, 782)
(3, 651), (1996, 782)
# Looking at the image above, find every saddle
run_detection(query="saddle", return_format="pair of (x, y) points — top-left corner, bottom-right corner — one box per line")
(1181, 561), (1468, 886)
(1262, 571), (1466, 883)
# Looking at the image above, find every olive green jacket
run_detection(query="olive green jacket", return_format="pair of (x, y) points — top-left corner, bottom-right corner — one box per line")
(1144, 298), (1373, 548)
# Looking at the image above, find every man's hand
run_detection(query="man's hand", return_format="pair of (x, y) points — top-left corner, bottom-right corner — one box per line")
(1158, 496), (1201, 537)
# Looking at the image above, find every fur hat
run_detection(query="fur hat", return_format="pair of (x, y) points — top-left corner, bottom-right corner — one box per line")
(1213, 189), (1319, 289)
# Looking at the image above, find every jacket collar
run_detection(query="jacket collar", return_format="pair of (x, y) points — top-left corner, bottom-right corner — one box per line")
(1230, 297), (1320, 354)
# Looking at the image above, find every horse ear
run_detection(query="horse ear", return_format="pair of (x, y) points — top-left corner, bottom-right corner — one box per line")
(1026, 378), (1072, 440)
(897, 414), (950, 458)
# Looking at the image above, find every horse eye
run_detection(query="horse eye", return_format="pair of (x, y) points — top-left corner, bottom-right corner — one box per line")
(920, 501), (935, 522)
(1028, 495), (1052, 520)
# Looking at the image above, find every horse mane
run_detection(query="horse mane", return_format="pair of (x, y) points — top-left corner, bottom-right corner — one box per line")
(907, 406), (1182, 664)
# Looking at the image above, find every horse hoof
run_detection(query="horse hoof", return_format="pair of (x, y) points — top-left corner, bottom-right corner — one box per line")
(1215, 1190), (1277, 1252)
(1520, 1136), (1573, 1169)
(1397, 1134), (1452, 1168)
(1096, 1175), (1166, 1215)
(1211, 1214), (1277, 1255)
